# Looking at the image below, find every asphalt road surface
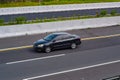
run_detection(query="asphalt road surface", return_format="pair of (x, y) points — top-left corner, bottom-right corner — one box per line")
(0, 7), (120, 22)
(0, 39), (120, 80)
(0, 25), (120, 80)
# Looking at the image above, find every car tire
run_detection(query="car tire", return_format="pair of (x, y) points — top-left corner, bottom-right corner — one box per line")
(45, 47), (51, 53)
(71, 43), (77, 49)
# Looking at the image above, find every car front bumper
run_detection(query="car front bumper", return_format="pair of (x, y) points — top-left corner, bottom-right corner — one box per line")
(33, 45), (45, 52)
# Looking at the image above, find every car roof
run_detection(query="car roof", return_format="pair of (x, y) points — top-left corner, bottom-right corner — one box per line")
(52, 32), (71, 36)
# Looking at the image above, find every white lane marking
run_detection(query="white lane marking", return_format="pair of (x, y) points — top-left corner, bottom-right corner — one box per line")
(23, 59), (120, 80)
(6, 54), (65, 65)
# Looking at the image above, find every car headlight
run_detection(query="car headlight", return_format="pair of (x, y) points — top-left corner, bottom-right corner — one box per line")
(38, 44), (44, 47)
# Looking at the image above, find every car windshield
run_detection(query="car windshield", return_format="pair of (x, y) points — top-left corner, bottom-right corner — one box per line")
(44, 34), (58, 41)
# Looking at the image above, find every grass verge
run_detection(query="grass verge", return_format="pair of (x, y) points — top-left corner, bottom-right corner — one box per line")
(0, 0), (120, 8)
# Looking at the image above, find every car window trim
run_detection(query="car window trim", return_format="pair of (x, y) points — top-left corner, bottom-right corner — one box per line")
(54, 37), (74, 43)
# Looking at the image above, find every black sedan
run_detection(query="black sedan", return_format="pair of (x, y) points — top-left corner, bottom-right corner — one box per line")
(33, 32), (81, 53)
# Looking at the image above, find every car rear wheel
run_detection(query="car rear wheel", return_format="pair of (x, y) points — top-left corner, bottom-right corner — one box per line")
(45, 47), (51, 53)
(71, 43), (77, 49)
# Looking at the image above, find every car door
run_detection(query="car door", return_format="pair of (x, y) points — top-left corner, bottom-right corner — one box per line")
(52, 35), (65, 49)
(52, 35), (73, 49)
(61, 35), (73, 47)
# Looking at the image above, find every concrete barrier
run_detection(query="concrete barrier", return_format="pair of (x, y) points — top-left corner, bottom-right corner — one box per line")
(0, 16), (120, 38)
(0, 2), (120, 15)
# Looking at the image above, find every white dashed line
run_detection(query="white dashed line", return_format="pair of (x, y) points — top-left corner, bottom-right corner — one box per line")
(23, 59), (120, 80)
(6, 54), (65, 64)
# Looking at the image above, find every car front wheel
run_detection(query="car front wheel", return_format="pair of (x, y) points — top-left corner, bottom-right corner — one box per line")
(45, 47), (51, 53)
(71, 43), (77, 49)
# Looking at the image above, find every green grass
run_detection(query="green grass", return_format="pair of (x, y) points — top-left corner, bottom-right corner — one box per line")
(0, 2), (40, 8)
(41, 0), (120, 5)
(0, 0), (120, 8)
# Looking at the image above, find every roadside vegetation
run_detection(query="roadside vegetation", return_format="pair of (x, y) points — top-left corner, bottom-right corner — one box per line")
(0, 10), (119, 26)
(0, 0), (120, 8)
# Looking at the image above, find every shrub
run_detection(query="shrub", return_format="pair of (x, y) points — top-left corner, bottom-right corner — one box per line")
(110, 10), (117, 16)
(0, 19), (4, 25)
(100, 10), (107, 16)
(15, 16), (26, 24)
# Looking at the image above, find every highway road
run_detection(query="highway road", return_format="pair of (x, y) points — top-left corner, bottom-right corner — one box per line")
(0, 25), (120, 80)
(0, 7), (120, 22)
(0, 37), (120, 80)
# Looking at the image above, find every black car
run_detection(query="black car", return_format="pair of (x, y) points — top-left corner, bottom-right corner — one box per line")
(33, 32), (81, 53)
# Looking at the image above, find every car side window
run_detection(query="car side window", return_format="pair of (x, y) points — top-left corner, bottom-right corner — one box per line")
(54, 36), (63, 41)
(62, 35), (73, 40)
(54, 35), (74, 42)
